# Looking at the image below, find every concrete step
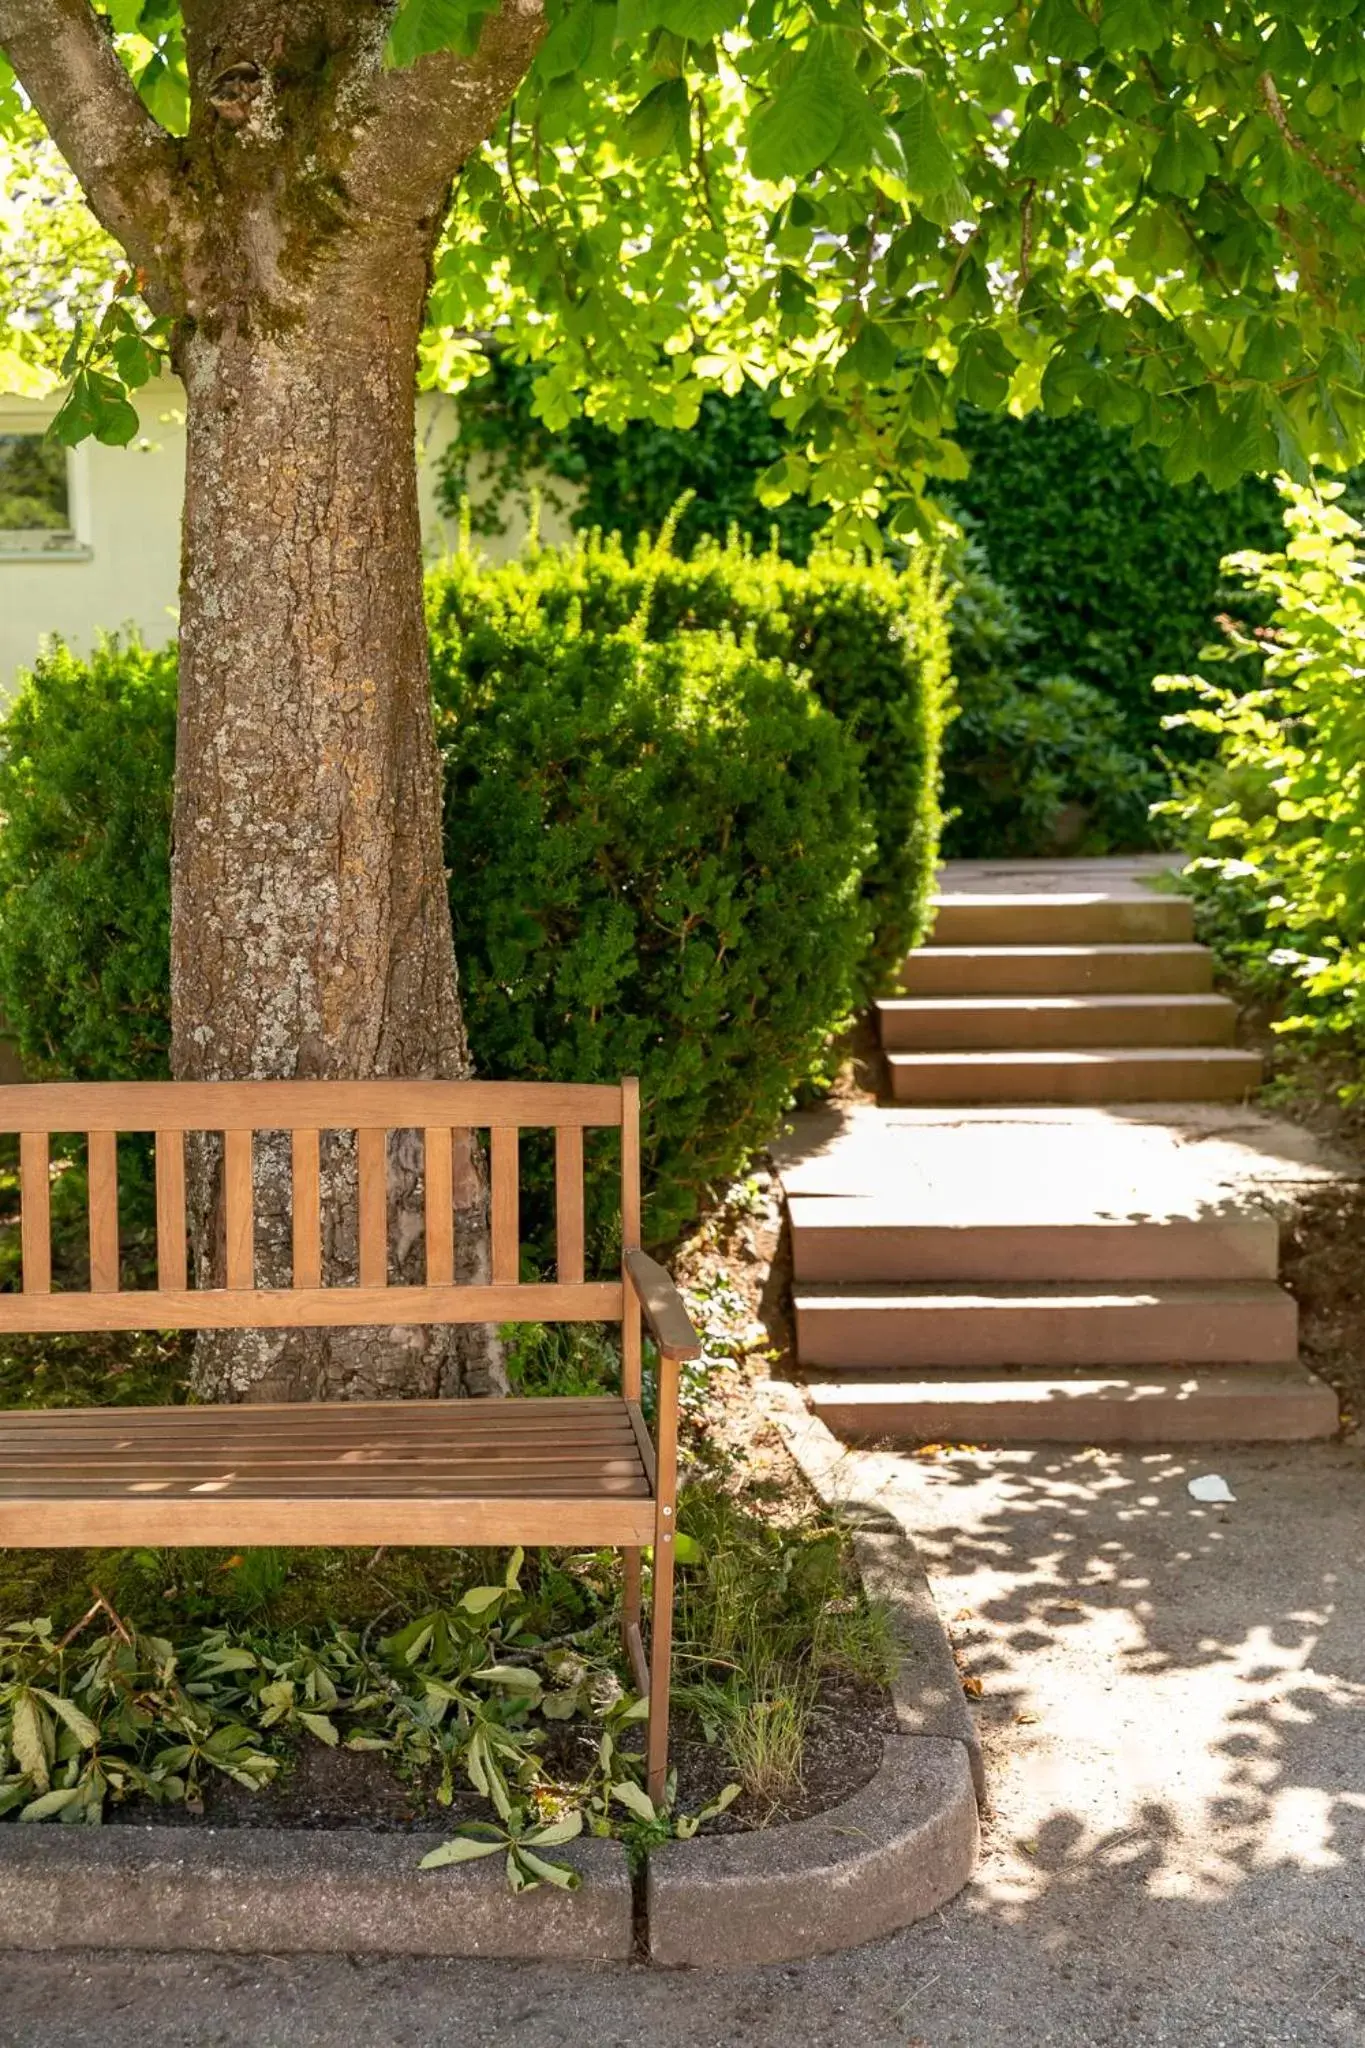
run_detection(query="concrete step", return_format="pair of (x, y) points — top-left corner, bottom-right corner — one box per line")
(788, 1199), (1281, 1284)
(899, 944), (1215, 997)
(793, 1280), (1298, 1369)
(804, 1365), (1338, 1445)
(877, 993), (1237, 1052)
(930, 893), (1195, 947)
(886, 1047), (1261, 1104)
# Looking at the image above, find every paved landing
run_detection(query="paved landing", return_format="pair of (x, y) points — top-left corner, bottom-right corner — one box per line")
(775, 1100), (1356, 1225)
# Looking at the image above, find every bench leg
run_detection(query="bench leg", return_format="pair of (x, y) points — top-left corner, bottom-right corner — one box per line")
(622, 1548), (648, 1697)
(646, 1350), (680, 1806)
(646, 1526), (675, 1805)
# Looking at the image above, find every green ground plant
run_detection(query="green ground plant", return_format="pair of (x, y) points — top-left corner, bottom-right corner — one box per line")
(1159, 483), (1365, 1071)
(0, 1479), (891, 1873)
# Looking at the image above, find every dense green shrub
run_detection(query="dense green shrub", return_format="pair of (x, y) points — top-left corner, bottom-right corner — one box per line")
(428, 529), (949, 993)
(940, 409), (1285, 743)
(1159, 483), (1365, 1059)
(432, 606), (871, 1240)
(0, 559), (878, 1242)
(0, 639), (174, 1079)
(940, 545), (1165, 858)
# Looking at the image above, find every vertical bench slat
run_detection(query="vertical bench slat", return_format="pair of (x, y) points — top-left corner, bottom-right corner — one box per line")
(223, 1128), (254, 1290)
(424, 1127), (454, 1285)
(292, 1127), (322, 1288)
(20, 1133), (50, 1295)
(555, 1125), (585, 1285)
(490, 1126), (519, 1285)
(358, 1127), (388, 1288)
(87, 1129), (120, 1294)
(620, 1078), (642, 1402)
(155, 1129), (188, 1291)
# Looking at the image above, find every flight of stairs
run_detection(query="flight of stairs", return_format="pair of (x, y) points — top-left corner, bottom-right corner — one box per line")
(788, 864), (1338, 1445)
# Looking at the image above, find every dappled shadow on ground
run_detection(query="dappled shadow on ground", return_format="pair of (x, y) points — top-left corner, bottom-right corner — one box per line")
(858, 1441), (1365, 2003)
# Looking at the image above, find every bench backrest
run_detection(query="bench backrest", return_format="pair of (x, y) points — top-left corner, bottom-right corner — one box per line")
(0, 1079), (639, 1334)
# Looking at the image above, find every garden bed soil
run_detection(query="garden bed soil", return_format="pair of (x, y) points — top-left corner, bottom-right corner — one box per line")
(108, 1669), (893, 1838)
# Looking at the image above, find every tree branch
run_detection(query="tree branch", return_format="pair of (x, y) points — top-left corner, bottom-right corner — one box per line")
(348, 0), (547, 225)
(1261, 71), (1365, 210)
(0, 0), (186, 294)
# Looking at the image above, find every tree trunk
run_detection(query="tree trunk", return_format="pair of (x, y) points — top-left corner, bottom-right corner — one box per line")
(0, 0), (550, 1402)
(173, 242), (503, 1404)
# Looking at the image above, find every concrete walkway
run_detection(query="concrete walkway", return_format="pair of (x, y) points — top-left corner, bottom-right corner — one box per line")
(4, 1442), (1363, 2046)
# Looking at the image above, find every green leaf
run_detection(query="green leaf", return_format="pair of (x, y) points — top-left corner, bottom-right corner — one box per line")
(1099, 0), (1169, 56)
(748, 53), (845, 184)
(525, 1811), (584, 1847)
(420, 1834), (504, 1868)
(894, 76), (959, 199)
(842, 323), (898, 385)
(386, 0), (490, 65)
(622, 78), (691, 161)
(298, 1712), (340, 1746)
(11, 1692), (49, 1790)
(536, 0), (596, 80)
(515, 1848), (583, 1889)
(1011, 118), (1083, 181)
(654, 0), (739, 38)
(19, 1787), (83, 1822)
(609, 1778), (657, 1822)
(1028, 0), (1102, 63)
(35, 1691), (100, 1750)
(49, 370), (140, 449)
(1150, 115), (1219, 199)
(459, 1585), (507, 1616)
(472, 1665), (543, 1693)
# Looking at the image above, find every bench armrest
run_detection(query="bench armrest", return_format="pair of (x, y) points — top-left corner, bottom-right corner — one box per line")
(623, 1248), (701, 1361)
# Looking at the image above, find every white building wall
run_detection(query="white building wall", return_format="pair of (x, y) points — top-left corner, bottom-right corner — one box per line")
(0, 377), (575, 695)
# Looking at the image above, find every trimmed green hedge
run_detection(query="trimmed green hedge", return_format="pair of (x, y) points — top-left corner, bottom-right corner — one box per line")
(940, 409), (1284, 743)
(0, 639), (175, 1080)
(940, 543), (1165, 859)
(428, 531), (949, 995)
(0, 534), (922, 1239)
(431, 608), (871, 1240)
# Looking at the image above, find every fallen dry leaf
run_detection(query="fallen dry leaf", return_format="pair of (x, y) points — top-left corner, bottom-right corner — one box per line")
(961, 1674), (984, 1698)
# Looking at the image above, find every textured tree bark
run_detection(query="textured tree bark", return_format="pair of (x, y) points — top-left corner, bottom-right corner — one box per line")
(174, 276), (500, 1402)
(0, 0), (547, 1401)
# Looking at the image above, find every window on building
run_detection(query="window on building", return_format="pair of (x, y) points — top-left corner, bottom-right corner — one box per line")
(0, 433), (72, 548)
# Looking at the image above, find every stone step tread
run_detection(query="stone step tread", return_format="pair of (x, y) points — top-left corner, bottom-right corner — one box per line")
(794, 1280), (1291, 1309)
(887, 1047), (1256, 1064)
(804, 1366), (1338, 1445)
(898, 945), (1216, 997)
(907, 944), (1211, 957)
(788, 1198), (1275, 1229)
(878, 994), (1235, 1014)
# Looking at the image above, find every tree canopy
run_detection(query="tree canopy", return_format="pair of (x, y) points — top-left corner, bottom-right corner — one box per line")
(5, 2), (1365, 539)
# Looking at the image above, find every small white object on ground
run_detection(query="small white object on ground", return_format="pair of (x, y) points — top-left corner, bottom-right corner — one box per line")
(1188, 1473), (1237, 1504)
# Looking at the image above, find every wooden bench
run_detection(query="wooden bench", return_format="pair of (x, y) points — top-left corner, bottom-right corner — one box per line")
(0, 1077), (699, 1799)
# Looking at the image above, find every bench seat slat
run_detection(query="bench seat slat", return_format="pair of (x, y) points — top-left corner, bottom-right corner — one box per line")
(0, 1397), (655, 1545)
(0, 1281), (621, 1333)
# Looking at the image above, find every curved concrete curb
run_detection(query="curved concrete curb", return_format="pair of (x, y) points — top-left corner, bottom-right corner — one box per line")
(0, 1388), (979, 1968)
(648, 1733), (977, 1967)
(0, 1825), (632, 1960)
